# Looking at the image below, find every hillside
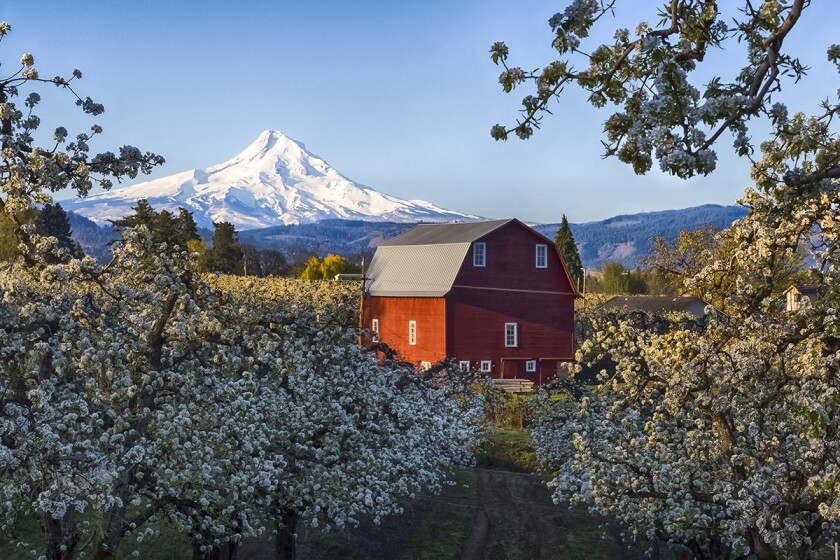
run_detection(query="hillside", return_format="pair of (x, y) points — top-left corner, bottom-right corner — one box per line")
(68, 204), (748, 268)
(533, 204), (748, 268)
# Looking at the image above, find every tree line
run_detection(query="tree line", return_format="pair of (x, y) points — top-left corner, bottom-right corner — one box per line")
(0, 27), (479, 560)
(0, 197), (367, 280)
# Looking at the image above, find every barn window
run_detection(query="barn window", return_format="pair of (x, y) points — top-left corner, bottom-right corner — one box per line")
(420, 361), (431, 370)
(409, 320), (417, 345)
(535, 244), (548, 268)
(505, 323), (518, 347)
(525, 360), (537, 372)
(480, 360), (492, 372)
(459, 360), (470, 371)
(371, 318), (379, 338)
(473, 242), (486, 267)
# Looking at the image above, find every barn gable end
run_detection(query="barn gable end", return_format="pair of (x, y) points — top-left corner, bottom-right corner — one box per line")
(363, 219), (577, 383)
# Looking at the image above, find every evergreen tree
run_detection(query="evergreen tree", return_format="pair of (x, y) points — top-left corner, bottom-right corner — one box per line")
(175, 207), (200, 247)
(35, 203), (80, 262)
(111, 199), (157, 232)
(204, 221), (243, 275)
(152, 209), (179, 246)
(553, 215), (583, 289)
(112, 201), (203, 251)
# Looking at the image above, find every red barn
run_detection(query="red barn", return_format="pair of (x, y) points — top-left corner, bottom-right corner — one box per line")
(362, 219), (578, 384)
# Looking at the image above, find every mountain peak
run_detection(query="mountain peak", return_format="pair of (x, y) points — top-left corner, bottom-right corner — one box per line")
(223, 129), (309, 166)
(65, 130), (479, 229)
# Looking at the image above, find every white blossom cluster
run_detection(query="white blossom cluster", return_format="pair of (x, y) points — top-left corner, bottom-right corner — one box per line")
(0, 26), (481, 558)
(490, 2), (813, 180)
(0, 228), (481, 558)
(533, 64), (840, 555)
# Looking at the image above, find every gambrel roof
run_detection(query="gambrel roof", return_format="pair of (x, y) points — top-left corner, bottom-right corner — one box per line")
(367, 220), (513, 297)
(365, 219), (582, 298)
(379, 219), (512, 246)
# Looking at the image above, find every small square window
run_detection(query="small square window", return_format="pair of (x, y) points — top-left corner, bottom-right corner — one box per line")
(536, 244), (547, 268)
(505, 323), (518, 347)
(459, 360), (470, 371)
(473, 242), (486, 267)
(525, 360), (537, 373)
(420, 361), (431, 370)
(409, 320), (417, 345)
(480, 360), (492, 372)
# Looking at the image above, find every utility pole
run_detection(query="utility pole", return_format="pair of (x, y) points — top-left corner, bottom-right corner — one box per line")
(358, 257), (366, 346)
(581, 267), (587, 308)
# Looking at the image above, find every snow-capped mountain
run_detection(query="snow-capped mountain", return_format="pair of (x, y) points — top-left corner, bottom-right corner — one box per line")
(65, 130), (479, 230)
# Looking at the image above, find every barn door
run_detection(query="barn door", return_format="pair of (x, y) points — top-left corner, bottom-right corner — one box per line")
(502, 360), (518, 379)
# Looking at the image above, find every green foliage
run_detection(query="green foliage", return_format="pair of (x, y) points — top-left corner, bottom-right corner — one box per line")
(209, 221), (241, 273)
(197, 221), (243, 274)
(554, 214), (583, 288)
(476, 428), (540, 473)
(0, 207), (34, 262)
(645, 224), (807, 311)
(298, 253), (357, 281)
(597, 261), (647, 294)
(35, 203), (81, 262)
(111, 199), (199, 249)
(299, 255), (325, 280)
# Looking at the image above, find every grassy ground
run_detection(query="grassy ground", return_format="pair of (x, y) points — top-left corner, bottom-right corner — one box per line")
(398, 512), (471, 560)
(1, 430), (626, 560)
(475, 427), (541, 473)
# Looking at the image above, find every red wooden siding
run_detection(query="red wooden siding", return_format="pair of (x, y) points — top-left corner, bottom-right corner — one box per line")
(364, 296), (447, 364)
(365, 219), (576, 384)
(445, 287), (575, 383)
(453, 222), (576, 294)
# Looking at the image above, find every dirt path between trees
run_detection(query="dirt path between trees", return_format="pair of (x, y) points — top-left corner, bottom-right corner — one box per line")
(253, 466), (669, 560)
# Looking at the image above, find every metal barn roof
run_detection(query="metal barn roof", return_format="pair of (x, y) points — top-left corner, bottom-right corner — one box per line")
(366, 243), (471, 297)
(367, 219), (515, 297)
(379, 219), (512, 246)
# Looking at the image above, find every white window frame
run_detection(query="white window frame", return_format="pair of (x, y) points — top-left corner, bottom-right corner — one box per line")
(505, 322), (518, 347)
(371, 318), (379, 335)
(420, 361), (431, 371)
(408, 320), (417, 345)
(459, 360), (470, 371)
(535, 244), (548, 268)
(473, 242), (486, 267)
(480, 360), (492, 372)
(525, 360), (537, 373)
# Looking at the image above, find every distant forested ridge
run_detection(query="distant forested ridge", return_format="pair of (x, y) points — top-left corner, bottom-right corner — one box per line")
(238, 219), (416, 261)
(533, 204), (748, 269)
(68, 205), (747, 269)
(67, 211), (119, 262)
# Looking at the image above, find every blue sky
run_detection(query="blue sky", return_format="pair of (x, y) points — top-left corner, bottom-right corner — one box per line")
(6, 1), (838, 223)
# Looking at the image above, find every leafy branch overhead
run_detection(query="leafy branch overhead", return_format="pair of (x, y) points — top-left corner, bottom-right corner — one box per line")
(0, 21), (164, 264)
(0, 20), (482, 560)
(490, 0), (839, 183)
